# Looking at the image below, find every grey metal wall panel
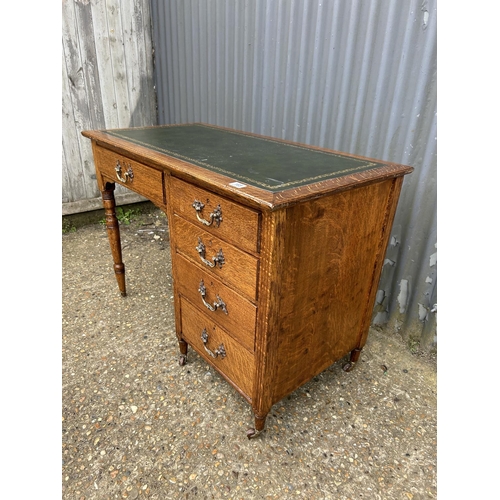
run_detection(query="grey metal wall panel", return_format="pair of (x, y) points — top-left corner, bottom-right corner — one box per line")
(151, 0), (437, 348)
(62, 0), (157, 212)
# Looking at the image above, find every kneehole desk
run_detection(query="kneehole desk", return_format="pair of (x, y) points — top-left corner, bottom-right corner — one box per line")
(82, 123), (413, 438)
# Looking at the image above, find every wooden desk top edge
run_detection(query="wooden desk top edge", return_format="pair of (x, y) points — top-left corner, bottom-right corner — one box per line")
(82, 123), (413, 210)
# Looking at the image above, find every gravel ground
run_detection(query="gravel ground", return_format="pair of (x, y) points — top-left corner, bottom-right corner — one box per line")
(62, 204), (437, 500)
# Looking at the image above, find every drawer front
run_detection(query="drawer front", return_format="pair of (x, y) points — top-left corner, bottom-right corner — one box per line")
(180, 298), (254, 399)
(94, 145), (164, 207)
(175, 254), (256, 352)
(170, 176), (260, 254)
(172, 214), (259, 302)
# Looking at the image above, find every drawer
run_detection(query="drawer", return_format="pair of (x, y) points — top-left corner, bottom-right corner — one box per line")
(174, 254), (256, 353)
(172, 214), (259, 301)
(170, 176), (260, 254)
(94, 145), (164, 207)
(180, 297), (254, 399)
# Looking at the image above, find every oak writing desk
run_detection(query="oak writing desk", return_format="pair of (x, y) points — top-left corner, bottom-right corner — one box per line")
(82, 124), (413, 438)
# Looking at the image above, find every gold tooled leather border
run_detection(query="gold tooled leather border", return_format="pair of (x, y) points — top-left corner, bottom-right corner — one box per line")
(107, 124), (378, 190)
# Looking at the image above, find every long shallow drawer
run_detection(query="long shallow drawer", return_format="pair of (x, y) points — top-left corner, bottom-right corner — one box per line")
(172, 214), (259, 302)
(180, 298), (254, 399)
(174, 254), (256, 352)
(94, 145), (164, 206)
(170, 176), (260, 254)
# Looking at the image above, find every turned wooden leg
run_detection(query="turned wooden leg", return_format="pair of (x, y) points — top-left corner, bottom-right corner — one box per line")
(343, 347), (362, 372)
(178, 339), (188, 366)
(247, 413), (268, 439)
(102, 184), (126, 297)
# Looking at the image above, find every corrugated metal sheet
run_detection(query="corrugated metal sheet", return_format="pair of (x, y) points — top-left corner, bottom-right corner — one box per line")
(62, 0), (157, 214)
(150, 0), (437, 348)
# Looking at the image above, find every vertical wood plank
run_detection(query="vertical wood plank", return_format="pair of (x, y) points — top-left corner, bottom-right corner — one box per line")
(73, 0), (105, 129)
(121, 0), (145, 127)
(100, 0), (131, 128)
(90, 0), (120, 128)
(62, 47), (87, 202)
(140, 0), (157, 122)
(62, 0), (97, 200)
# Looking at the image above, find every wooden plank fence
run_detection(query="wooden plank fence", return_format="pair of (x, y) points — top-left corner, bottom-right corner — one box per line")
(62, 0), (157, 214)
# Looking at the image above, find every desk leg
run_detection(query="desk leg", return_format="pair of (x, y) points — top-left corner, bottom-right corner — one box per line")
(246, 413), (268, 439)
(342, 347), (363, 372)
(178, 340), (188, 366)
(102, 184), (126, 297)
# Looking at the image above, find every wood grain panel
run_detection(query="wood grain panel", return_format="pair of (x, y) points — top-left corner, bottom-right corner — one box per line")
(62, 0), (99, 201)
(164, 172), (185, 353)
(272, 179), (395, 402)
(175, 255), (256, 353)
(172, 214), (259, 302)
(357, 177), (404, 348)
(170, 176), (260, 254)
(251, 209), (287, 423)
(94, 145), (165, 207)
(180, 298), (254, 400)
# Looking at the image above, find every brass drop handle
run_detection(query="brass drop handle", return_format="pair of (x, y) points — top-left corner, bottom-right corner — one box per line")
(192, 200), (223, 227)
(115, 160), (134, 183)
(200, 328), (226, 359)
(198, 280), (228, 314)
(195, 238), (225, 268)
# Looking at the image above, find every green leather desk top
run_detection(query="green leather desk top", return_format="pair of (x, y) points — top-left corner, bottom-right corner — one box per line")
(105, 124), (386, 193)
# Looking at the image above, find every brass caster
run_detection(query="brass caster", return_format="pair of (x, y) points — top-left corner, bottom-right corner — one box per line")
(246, 428), (261, 439)
(342, 361), (355, 372)
(179, 354), (187, 366)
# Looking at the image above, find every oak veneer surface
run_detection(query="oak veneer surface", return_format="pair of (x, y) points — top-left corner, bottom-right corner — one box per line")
(93, 143), (165, 207)
(273, 178), (399, 402)
(172, 214), (259, 302)
(82, 123), (413, 436)
(170, 176), (260, 253)
(180, 298), (255, 400)
(174, 254), (257, 353)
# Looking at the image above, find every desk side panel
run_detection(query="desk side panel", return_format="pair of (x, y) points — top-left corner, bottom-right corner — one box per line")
(272, 178), (398, 402)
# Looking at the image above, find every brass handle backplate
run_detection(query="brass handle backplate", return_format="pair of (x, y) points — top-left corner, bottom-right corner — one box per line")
(198, 280), (228, 314)
(195, 238), (225, 268)
(192, 200), (223, 227)
(200, 328), (226, 359)
(115, 160), (134, 183)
